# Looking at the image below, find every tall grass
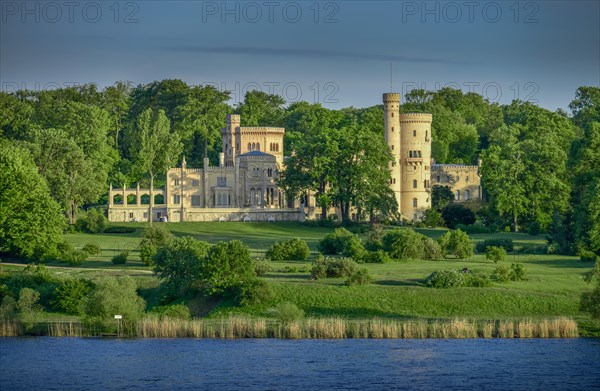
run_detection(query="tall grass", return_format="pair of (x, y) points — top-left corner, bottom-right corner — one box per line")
(0, 316), (577, 339)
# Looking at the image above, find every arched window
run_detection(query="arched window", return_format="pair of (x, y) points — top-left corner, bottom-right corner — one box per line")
(465, 190), (471, 200)
(456, 190), (461, 201)
(412, 198), (418, 207)
(417, 151), (422, 158)
(391, 127), (394, 132)
(248, 143), (252, 151)
(250, 188), (255, 205)
(413, 179), (417, 189)
(425, 130), (428, 139)
(256, 143), (260, 151)
(409, 151), (413, 158)
(391, 145), (394, 150)
(413, 130), (417, 137)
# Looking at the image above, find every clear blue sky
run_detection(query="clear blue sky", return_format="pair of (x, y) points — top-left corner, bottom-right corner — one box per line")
(1, 1), (598, 111)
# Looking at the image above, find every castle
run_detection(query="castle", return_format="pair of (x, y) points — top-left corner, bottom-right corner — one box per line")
(107, 93), (481, 222)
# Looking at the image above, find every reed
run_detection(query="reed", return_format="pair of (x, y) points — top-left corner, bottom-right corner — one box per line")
(0, 317), (580, 339)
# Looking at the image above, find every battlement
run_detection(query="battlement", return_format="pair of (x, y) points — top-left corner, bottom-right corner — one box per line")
(383, 93), (401, 103)
(239, 127), (285, 133)
(400, 113), (433, 122)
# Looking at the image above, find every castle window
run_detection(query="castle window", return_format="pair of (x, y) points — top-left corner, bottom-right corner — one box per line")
(391, 145), (394, 150)
(129, 212), (134, 219)
(392, 127), (394, 132)
(391, 113), (394, 117)
(456, 190), (461, 201)
(413, 179), (417, 189)
(465, 190), (471, 200)
(267, 168), (273, 177)
(413, 130), (417, 137)
(256, 143), (260, 151)
(217, 177), (227, 187)
(173, 179), (180, 186)
(173, 195), (181, 204)
(409, 151), (413, 158)
(248, 143), (252, 151)
(466, 176), (469, 183)
(192, 179), (200, 187)
(417, 151), (422, 158)
(425, 130), (428, 140)
(437, 176), (440, 182)
(424, 180), (430, 188)
(191, 195), (201, 206)
(413, 198), (418, 207)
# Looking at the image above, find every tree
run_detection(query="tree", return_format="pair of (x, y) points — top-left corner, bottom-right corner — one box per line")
(382, 229), (426, 260)
(432, 185), (454, 210)
(140, 224), (174, 265)
(235, 90), (285, 127)
(441, 203), (476, 229)
(130, 108), (182, 224)
(153, 236), (210, 295)
(82, 276), (146, 331)
(200, 240), (256, 296)
(440, 229), (474, 259)
(0, 141), (65, 258)
(580, 260), (600, 319)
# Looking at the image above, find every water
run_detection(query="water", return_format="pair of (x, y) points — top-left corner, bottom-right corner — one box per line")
(1, 338), (599, 390)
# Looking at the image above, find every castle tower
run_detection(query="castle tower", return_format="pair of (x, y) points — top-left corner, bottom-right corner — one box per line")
(400, 112), (432, 220)
(222, 114), (240, 166)
(383, 93), (402, 209)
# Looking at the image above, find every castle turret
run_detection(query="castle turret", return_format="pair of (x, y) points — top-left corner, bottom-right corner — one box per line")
(400, 112), (432, 220)
(383, 93), (402, 210)
(222, 114), (240, 166)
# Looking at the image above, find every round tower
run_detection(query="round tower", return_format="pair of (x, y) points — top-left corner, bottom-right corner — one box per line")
(399, 113), (432, 221)
(383, 93), (402, 210)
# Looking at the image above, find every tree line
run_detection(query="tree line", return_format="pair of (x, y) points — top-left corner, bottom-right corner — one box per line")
(0, 81), (599, 258)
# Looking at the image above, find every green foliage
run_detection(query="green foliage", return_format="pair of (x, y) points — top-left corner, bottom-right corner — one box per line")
(431, 185), (454, 210)
(82, 276), (146, 331)
(310, 255), (358, 279)
(0, 141), (65, 258)
(266, 238), (310, 261)
(153, 236), (210, 295)
(104, 226), (136, 234)
(493, 263), (527, 282)
(200, 240), (256, 296)
(254, 260), (274, 276)
(140, 225), (174, 265)
(318, 228), (357, 255)
(0, 265), (58, 310)
(82, 243), (101, 255)
(580, 259), (600, 320)
(425, 269), (490, 288)
(0, 296), (17, 318)
(17, 287), (43, 313)
(52, 278), (91, 314)
(236, 279), (274, 306)
(75, 209), (106, 233)
(475, 238), (514, 253)
(422, 237), (443, 260)
(272, 302), (304, 322)
(345, 268), (373, 286)
(441, 203), (476, 229)
(486, 246), (506, 263)
(111, 251), (129, 265)
(528, 221), (541, 236)
(363, 250), (393, 264)
(64, 249), (88, 266)
(455, 223), (494, 234)
(150, 304), (191, 320)
(439, 230), (474, 259)
(579, 250), (598, 263)
(382, 229), (426, 260)
(422, 209), (443, 227)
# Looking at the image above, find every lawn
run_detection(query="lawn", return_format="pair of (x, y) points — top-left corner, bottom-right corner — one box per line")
(4, 222), (597, 330)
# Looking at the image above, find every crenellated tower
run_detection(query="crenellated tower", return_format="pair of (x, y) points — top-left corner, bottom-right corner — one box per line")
(399, 112), (432, 220)
(383, 93), (402, 209)
(222, 114), (240, 166)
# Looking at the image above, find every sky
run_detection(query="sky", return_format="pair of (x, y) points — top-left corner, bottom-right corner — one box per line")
(1, 0), (599, 111)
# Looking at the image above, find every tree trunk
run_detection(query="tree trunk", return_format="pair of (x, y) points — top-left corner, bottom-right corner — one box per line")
(513, 212), (519, 232)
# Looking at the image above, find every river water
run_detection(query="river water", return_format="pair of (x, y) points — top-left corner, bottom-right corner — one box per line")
(1, 338), (599, 390)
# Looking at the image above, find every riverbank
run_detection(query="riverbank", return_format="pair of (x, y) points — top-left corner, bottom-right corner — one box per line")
(1, 316), (579, 339)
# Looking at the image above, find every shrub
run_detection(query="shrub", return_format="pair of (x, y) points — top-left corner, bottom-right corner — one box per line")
(365, 226), (384, 251)
(200, 240), (256, 296)
(104, 226), (136, 234)
(310, 256), (357, 279)
(75, 209), (106, 233)
(151, 304), (191, 320)
(579, 250), (598, 263)
(64, 249), (88, 266)
(475, 239), (514, 253)
(272, 302), (304, 322)
(425, 268), (490, 288)
(140, 225), (173, 266)
(422, 237), (443, 260)
(51, 278), (91, 314)
(493, 266), (511, 282)
(111, 251), (129, 265)
(254, 260), (273, 276)
(363, 250), (393, 264)
(510, 263), (526, 281)
(266, 238), (310, 261)
(422, 209), (443, 227)
(439, 230), (474, 259)
(318, 228), (357, 255)
(236, 279), (274, 306)
(486, 246), (506, 263)
(382, 229), (426, 260)
(528, 221), (541, 236)
(345, 268), (373, 286)
(441, 203), (476, 229)
(455, 223), (493, 234)
(82, 243), (101, 255)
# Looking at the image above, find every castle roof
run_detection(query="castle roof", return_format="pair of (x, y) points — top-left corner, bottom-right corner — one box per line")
(237, 150), (274, 158)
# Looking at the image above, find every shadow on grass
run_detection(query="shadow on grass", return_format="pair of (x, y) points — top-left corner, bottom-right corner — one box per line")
(303, 306), (414, 319)
(524, 258), (592, 269)
(376, 279), (424, 287)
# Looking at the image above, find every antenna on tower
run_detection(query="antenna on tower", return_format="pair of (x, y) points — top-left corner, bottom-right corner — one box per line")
(389, 63), (393, 91)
